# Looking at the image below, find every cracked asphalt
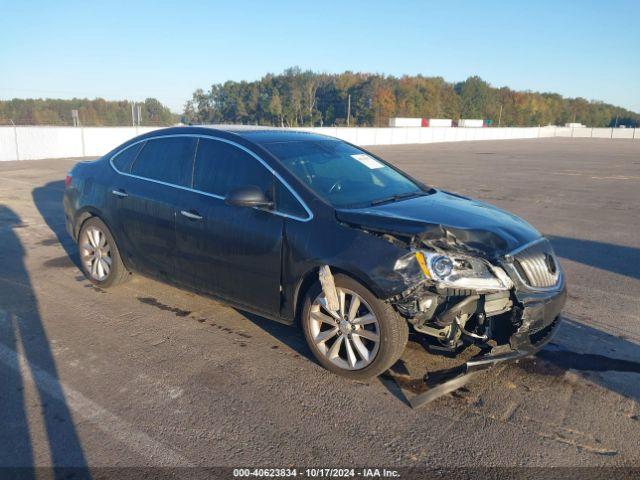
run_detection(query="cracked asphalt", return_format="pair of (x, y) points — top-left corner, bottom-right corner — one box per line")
(0, 138), (638, 470)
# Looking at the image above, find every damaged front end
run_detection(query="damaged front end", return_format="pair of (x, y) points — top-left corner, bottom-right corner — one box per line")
(392, 235), (566, 368)
(336, 208), (566, 369)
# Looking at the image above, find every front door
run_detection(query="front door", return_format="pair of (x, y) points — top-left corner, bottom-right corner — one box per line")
(174, 138), (283, 316)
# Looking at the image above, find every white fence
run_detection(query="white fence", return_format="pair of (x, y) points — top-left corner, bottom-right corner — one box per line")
(0, 125), (637, 161)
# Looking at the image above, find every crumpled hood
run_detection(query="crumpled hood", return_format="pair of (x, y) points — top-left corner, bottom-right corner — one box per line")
(335, 190), (542, 256)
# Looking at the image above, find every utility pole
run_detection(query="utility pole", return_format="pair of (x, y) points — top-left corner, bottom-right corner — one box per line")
(347, 94), (351, 127)
(131, 103), (135, 127)
(614, 114), (619, 128)
(498, 105), (503, 127)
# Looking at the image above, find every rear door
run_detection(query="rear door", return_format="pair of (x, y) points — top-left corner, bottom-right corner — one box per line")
(110, 136), (197, 279)
(174, 138), (284, 316)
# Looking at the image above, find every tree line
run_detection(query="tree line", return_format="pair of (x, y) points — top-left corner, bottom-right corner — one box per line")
(0, 98), (177, 126)
(2, 70), (637, 128)
(183, 67), (639, 128)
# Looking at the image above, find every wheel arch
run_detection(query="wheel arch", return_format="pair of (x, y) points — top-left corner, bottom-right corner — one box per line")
(292, 264), (386, 325)
(74, 206), (121, 238)
(73, 207), (99, 241)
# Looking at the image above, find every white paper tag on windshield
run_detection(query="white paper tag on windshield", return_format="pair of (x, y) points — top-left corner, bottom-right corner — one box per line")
(351, 153), (384, 169)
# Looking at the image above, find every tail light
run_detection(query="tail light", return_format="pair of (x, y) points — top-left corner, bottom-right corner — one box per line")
(65, 174), (72, 189)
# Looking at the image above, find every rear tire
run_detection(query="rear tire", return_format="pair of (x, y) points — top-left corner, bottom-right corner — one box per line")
(78, 217), (129, 288)
(301, 273), (408, 380)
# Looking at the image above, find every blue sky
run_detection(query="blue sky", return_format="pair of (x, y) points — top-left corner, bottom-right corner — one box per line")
(1, 0), (638, 113)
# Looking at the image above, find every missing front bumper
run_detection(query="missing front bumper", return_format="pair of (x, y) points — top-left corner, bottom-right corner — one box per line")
(409, 311), (563, 409)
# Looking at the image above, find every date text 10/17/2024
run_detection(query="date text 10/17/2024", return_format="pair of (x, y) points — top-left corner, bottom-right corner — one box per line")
(233, 468), (401, 478)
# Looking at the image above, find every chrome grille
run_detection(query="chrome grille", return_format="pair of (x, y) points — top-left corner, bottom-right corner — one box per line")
(512, 239), (560, 288)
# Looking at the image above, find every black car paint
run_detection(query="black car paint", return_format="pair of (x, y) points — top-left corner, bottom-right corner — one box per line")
(335, 189), (541, 257)
(109, 171), (176, 278)
(173, 186), (283, 313)
(64, 126), (565, 332)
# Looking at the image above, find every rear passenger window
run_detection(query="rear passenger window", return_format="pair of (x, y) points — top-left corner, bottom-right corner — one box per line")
(112, 142), (145, 173)
(130, 137), (197, 187)
(193, 139), (272, 197)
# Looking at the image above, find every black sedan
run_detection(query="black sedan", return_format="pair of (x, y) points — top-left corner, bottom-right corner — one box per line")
(63, 126), (566, 379)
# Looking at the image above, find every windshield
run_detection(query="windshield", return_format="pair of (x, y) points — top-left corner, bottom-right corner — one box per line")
(262, 139), (424, 208)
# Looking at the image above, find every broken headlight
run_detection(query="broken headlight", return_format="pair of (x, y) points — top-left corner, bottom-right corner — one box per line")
(416, 251), (513, 292)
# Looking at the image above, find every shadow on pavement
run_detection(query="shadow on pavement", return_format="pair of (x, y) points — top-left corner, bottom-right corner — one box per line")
(548, 235), (640, 280)
(538, 318), (640, 402)
(31, 180), (80, 269)
(0, 205), (90, 476)
(234, 309), (315, 363)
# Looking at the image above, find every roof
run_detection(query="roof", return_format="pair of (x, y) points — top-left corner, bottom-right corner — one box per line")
(235, 129), (335, 144)
(192, 125), (336, 144)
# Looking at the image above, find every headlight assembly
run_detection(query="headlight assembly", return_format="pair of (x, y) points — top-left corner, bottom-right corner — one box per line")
(415, 251), (513, 292)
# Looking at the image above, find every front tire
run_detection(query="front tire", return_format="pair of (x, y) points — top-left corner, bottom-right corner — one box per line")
(301, 273), (408, 380)
(78, 217), (129, 288)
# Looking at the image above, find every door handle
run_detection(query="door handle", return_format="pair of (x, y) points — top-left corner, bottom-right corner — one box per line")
(180, 210), (203, 220)
(112, 189), (128, 198)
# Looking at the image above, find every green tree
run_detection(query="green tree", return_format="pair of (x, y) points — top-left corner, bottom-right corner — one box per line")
(455, 76), (493, 119)
(0, 97), (177, 126)
(268, 90), (283, 126)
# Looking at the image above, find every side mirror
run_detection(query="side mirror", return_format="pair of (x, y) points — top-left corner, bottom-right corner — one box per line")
(225, 185), (274, 209)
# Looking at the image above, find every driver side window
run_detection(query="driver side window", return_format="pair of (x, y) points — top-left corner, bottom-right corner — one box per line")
(193, 138), (272, 197)
(193, 138), (307, 218)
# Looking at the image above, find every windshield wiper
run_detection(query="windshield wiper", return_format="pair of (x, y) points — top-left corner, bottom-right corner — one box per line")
(370, 191), (424, 206)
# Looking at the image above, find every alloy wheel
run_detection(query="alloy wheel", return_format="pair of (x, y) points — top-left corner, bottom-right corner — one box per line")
(80, 226), (112, 281)
(309, 288), (380, 370)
